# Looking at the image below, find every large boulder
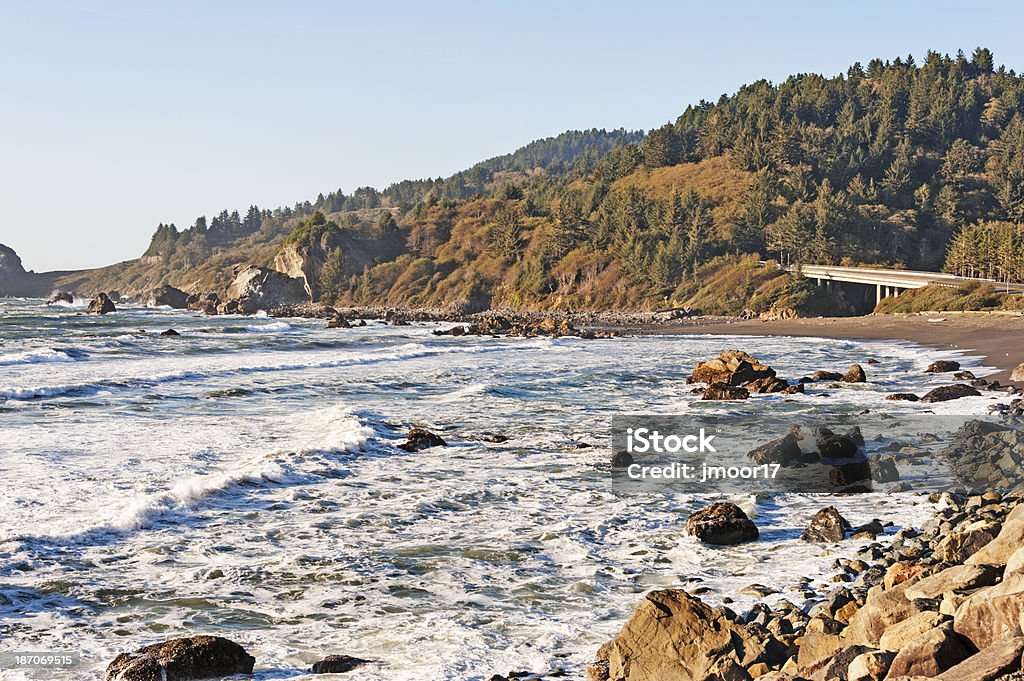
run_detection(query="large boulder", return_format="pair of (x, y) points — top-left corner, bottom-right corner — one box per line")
(685, 502), (759, 545)
(920, 384), (982, 403)
(397, 428), (447, 452)
(927, 360), (961, 373)
(687, 350), (776, 386)
(904, 564), (1001, 601)
(222, 266), (307, 314)
(953, 571), (1024, 650)
(878, 611), (950, 652)
(845, 574), (927, 646)
(841, 364), (867, 383)
(935, 520), (1000, 563)
(748, 430), (804, 467)
(595, 590), (770, 681)
(148, 285), (189, 309)
(814, 427), (860, 459)
(801, 506), (851, 542)
(935, 636), (1024, 681)
(87, 292), (116, 314)
(1012, 363), (1024, 383)
(310, 654), (369, 673)
(886, 623), (972, 678)
(104, 635), (255, 681)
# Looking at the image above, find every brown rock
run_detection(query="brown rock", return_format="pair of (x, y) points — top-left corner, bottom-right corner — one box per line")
(927, 360), (961, 373)
(688, 350), (776, 386)
(1011, 362), (1024, 383)
(812, 370), (844, 381)
(841, 364), (867, 383)
(744, 376), (792, 394)
(967, 506), (1024, 566)
(936, 520), (1000, 563)
(954, 571), (1024, 650)
(886, 393), (920, 402)
(845, 576), (927, 646)
(935, 635), (1024, 680)
(397, 428), (448, 452)
(883, 562), (926, 590)
(904, 564), (1001, 601)
(310, 654), (369, 673)
(87, 292), (116, 315)
(685, 503), (759, 545)
(878, 612), (950, 651)
(801, 506), (851, 542)
(847, 649), (896, 681)
(920, 384), (982, 403)
(887, 623), (972, 678)
(104, 636), (255, 681)
(703, 383), (751, 400)
(598, 589), (768, 681)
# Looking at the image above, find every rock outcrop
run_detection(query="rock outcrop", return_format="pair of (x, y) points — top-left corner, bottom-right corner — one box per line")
(47, 291), (74, 304)
(221, 266), (308, 314)
(685, 502), (759, 545)
(104, 635), (255, 681)
(801, 506), (852, 542)
(0, 243), (47, 297)
(688, 350), (777, 386)
(87, 292), (116, 314)
(920, 383), (982, 403)
(147, 284), (189, 309)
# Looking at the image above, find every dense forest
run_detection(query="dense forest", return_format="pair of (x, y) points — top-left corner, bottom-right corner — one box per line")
(58, 48), (1024, 314)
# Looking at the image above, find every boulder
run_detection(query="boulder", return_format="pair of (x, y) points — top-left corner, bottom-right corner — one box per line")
(904, 564), (1001, 601)
(879, 611), (950, 652)
(845, 575), (927, 646)
(814, 427), (860, 459)
(810, 644), (875, 681)
(847, 649), (895, 681)
(222, 265), (308, 314)
(830, 461), (871, 487)
(1012, 363), (1024, 383)
(688, 350), (776, 386)
(883, 562), (927, 590)
(886, 393), (920, 402)
(685, 502), (759, 545)
(954, 571), (1024, 649)
(954, 371), (977, 381)
(841, 364), (867, 383)
(596, 589), (769, 681)
(868, 456), (900, 483)
(935, 635), (1024, 681)
(87, 292), (116, 314)
(744, 376), (792, 394)
(747, 430), (804, 467)
(920, 384), (982, 403)
(310, 654), (370, 673)
(811, 370), (844, 381)
(147, 285), (189, 309)
(886, 623), (972, 678)
(927, 360), (961, 373)
(794, 631), (844, 675)
(966, 507), (1024, 566)
(160, 329), (181, 337)
(104, 635), (255, 681)
(935, 520), (1000, 563)
(702, 383), (750, 400)
(46, 291), (74, 304)
(398, 428), (448, 452)
(801, 506), (851, 542)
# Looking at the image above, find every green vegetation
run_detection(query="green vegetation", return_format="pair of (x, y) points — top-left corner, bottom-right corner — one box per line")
(57, 48), (1024, 314)
(875, 282), (1024, 313)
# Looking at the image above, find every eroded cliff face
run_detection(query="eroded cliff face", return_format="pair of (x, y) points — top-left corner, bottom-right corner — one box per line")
(0, 243), (47, 297)
(273, 243), (324, 300)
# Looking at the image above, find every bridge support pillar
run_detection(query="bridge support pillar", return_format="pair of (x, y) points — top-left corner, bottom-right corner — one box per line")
(876, 284), (882, 306)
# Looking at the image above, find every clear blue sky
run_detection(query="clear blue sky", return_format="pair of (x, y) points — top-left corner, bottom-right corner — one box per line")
(2, 1), (1023, 271)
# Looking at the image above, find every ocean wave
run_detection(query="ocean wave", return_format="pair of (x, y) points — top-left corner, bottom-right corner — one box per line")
(0, 348), (84, 366)
(245, 321), (293, 333)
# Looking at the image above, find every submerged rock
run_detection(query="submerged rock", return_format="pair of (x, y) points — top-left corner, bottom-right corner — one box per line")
(310, 654), (370, 674)
(87, 292), (116, 315)
(685, 502), (759, 545)
(398, 428), (448, 452)
(920, 384), (982, 403)
(104, 635), (255, 681)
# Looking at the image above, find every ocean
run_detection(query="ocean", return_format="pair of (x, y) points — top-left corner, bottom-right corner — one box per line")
(0, 298), (1005, 679)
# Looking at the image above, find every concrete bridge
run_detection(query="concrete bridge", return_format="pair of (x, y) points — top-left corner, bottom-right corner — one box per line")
(785, 264), (1024, 307)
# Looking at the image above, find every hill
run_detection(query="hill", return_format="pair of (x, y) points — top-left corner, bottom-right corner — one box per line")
(7, 48), (1024, 316)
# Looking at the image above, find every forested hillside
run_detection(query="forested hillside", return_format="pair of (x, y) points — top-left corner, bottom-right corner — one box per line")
(48, 49), (1024, 314)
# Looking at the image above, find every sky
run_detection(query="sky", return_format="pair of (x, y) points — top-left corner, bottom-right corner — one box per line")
(2, 1), (1024, 271)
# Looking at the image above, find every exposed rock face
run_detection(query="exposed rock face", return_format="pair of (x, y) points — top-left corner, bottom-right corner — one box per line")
(398, 428), (447, 452)
(87, 292), (116, 314)
(104, 635), (255, 681)
(920, 383), (982, 403)
(0, 243), (38, 296)
(148, 284), (188, 309)
(222, 266), (307, 314)
(274, 242), (325, 300)
(801, 506), (851, 542)
(187, 292), (220, 315)
(595, 590), (771, 681)
(685, 502), (759, 545)
(886, 622), (972, 677)
(927, 360), (962, 373)
(310, 654), (369, 673)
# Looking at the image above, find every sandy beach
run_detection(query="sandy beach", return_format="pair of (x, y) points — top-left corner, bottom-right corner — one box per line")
(639, 312), (1024, 383)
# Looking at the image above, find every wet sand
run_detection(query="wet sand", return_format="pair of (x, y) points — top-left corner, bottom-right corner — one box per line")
(640, 313), (1024, 383)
